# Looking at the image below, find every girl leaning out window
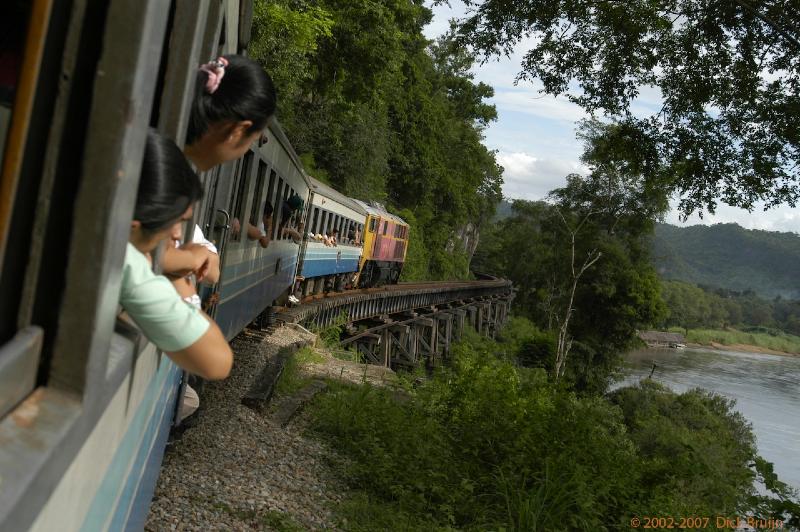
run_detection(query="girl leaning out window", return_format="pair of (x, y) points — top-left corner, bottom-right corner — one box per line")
(120, 129), (233, 380)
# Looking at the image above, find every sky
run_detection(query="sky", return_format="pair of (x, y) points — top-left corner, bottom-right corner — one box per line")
(423, 1), (800, 234)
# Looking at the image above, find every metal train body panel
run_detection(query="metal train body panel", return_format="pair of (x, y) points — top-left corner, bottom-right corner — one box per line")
(211, 122), (311, 339)
(0, 2), (405, 531)
(0, 2), (252, 531)
(300, 243), (362, 278)
(298, 177), (366, 282)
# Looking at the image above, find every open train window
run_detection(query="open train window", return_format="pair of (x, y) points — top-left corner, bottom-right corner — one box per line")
(311, 207), (319, 234)
(281, 184), (290, 240)
(382, 221), (388, 236)
(230, 151), (253, 241)
(272, 178), (285, 240)
(249, 159), (267, 226)
(369, 218), (376, 232)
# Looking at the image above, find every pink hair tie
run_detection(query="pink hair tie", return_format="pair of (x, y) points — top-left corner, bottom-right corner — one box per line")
(199, 56), (229, 94)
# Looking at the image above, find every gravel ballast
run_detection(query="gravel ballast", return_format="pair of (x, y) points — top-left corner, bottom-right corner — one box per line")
(145, 326), (344, 531)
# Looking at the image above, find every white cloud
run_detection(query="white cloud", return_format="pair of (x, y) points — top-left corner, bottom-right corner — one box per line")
(490, 89), (588, 123)
(497, 151), (585, 199)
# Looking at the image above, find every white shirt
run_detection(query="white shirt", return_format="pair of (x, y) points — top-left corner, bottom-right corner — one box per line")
(192, 224), (218, 254)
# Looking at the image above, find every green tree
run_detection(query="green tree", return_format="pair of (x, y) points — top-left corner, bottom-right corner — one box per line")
(450, 0), (800, 216)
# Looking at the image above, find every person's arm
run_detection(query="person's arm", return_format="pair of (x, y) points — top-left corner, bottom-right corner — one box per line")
(246, 221), (272, 248)
(161, 244), (209, 277)
(170, 275), (231, 379)
(167, 316), (232, 380)
(201, 252), (220, 284)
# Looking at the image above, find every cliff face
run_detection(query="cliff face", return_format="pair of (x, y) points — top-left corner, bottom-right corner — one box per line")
(447, 221), (481, 262)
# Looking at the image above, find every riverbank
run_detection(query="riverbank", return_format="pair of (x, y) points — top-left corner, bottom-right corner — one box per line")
(669, 327), (800, 356)
(688, 341), (800, 357)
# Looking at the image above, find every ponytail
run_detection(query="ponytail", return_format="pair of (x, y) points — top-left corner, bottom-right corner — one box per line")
(187, 54), (277, 145)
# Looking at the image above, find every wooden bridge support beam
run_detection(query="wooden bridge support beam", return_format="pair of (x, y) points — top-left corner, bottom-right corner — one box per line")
(435, 313), (453, 360)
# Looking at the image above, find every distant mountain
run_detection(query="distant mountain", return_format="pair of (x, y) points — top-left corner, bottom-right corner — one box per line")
(651, 223), (800, 299)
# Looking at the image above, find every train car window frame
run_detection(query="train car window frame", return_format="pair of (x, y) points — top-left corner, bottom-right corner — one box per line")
(311, 207), (319, 234)
(382, 221), (388, 236)
(249, 158), (267, 227)
(369, 218), (376, 233)
(230, 150), (253, 242)
(0, 1), (174, 529)
(281, 184), (291, 240)
(272, 177), (285, 241)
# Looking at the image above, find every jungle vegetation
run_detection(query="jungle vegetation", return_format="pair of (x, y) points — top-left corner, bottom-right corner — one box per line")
(251, 1), (800, 528)
(250, 0), (502, 281)
(653, 223), (800, 300)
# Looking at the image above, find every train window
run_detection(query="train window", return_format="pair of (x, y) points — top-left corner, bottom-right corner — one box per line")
(311, 207), (319, 234)
(266, 169), (276, 205)
(250, 159), (267, 226)
(230, 151), (253, 241)
(272, 178), (284, 240)
(280, 183), (291, 240)
(382, 221), (388, 235)
(369, 218), (376, 232)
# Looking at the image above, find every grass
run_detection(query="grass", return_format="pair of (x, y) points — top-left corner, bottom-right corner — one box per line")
(667, 327), (800, 354)
(276, 346), (326, 395)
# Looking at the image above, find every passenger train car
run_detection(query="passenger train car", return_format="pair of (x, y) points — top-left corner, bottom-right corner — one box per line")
(0, 1), (408, 531)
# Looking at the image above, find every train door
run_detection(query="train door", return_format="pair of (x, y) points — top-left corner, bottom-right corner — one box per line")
(199, 156), (240, 316)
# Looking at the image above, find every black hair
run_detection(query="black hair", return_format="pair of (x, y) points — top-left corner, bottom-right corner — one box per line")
(135, 129), (204, 234)
(263, 200), (274, 218)
(187, 54), (277, 145)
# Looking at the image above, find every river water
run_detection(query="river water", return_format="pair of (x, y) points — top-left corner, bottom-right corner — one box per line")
(619, 347), (800, 491)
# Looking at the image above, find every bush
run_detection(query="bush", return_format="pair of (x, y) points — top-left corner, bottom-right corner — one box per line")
(309, 333), (799, 530)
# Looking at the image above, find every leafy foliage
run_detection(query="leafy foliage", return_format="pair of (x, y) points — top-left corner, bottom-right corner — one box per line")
(474, 122), (667, 391)
(309, 331), (799, 530)
(252, 0), (503, 280)
(451, 0), (800, 216)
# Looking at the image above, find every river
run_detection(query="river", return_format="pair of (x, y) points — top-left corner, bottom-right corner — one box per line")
(619, 347), (800, 492)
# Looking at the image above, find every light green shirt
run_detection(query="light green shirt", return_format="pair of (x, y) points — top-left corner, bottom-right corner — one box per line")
(120, 243), (210, 352)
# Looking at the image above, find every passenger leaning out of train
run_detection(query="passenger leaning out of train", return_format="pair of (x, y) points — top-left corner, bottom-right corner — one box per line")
(183, 54), (276, 173)
(121, 129), (233, 381)
(277, 194), (305, 243)
(246, 201), (274, 248)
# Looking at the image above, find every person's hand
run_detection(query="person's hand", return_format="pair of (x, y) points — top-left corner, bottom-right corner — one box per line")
(182, 243), (210, 272)
(231, 218), (241, 236)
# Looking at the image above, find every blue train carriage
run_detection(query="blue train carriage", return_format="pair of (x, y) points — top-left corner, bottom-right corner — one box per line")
(204, 120), (311, 339)
(0, 1), (261, 531)
(296, 178), (367, 297)
(351, 200), (410, 288)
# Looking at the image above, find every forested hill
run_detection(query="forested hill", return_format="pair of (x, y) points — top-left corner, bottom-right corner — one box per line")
(652, 223), (800, 299)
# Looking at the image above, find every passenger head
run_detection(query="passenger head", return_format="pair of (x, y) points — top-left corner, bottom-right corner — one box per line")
(185, 55), (277, 171)
(263, 201), (274, 219)
(131, 129), (203, 252)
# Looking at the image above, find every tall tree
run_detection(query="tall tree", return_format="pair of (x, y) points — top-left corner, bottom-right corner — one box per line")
(450, 0), (800, 216)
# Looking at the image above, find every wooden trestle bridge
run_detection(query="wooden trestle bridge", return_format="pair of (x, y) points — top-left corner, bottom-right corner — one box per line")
(275, 276), (514, 368)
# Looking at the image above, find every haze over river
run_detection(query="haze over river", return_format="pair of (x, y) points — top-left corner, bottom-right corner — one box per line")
(620, 347), (800, 491)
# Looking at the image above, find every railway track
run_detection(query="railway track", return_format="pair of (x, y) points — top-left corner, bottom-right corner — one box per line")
(270, 276), (514, 366)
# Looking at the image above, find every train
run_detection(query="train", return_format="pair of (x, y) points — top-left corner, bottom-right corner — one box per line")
(200, 120), (410, 340)
(0, 1), (407, 530)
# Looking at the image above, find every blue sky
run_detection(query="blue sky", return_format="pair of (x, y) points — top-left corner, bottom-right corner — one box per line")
(423, 1), (800, 234)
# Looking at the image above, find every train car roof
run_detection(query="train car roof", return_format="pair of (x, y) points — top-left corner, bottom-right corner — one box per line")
(351, 199), (408, 225)
(308, 176), (367, 215)
(267, 118), (312, 188)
